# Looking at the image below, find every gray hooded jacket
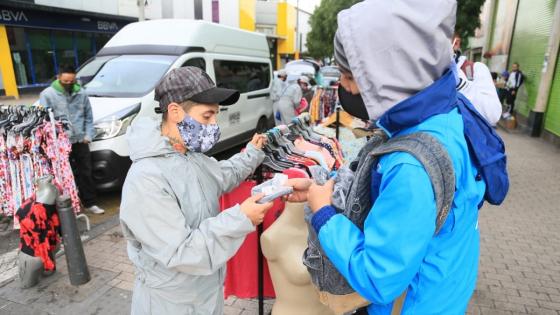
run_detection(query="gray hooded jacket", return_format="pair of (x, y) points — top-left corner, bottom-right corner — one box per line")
(120, 117), (264, 315)
(335, 0), (454, 120)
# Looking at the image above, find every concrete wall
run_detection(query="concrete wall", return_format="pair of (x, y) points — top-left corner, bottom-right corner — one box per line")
(255, 1), (277, 25)
(34, 0), (238, 26)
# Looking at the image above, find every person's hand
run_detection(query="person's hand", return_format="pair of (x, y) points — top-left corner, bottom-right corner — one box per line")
(82, 138), (91, 144)
(512, 90), (516, 96)
(307, 180), (335, 213)
(283, 178), (313, 203)
(240, 193), (273, 226)
(250, 134), (267, 150)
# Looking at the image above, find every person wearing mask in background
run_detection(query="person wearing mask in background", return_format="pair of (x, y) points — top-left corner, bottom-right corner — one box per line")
(277, 76), (310, 125)
(39, 65), (105, 215)
(504, 62), (524, 118)
(285, 0), (507, 313)
(119, 67), (273, 315)
(497, 70), (509, 105)
(455, 59), (502, 126)
(271, 70), (288, 125)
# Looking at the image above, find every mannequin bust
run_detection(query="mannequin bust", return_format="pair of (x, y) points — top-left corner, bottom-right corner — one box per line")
(19, 175), (59, 288)
(261, 202), (335, 315)
(35, 175), (58, 205)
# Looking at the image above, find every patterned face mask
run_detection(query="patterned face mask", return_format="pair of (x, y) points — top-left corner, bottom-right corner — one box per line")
(177, 115), (221, 153)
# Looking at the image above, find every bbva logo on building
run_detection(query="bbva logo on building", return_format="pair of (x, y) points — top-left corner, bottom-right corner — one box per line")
(97, 21), (119, 31)
(0, 10), (29, 22)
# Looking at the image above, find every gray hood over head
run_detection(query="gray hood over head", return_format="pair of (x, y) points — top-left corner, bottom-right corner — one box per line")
(127, 116), (175, 161)
(335, 0), (456, 120)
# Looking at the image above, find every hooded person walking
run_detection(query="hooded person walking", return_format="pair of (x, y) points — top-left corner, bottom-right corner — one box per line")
(276, 76), (310, 125)
(285, 0), (508, 314)
(119, 67), (273, 315)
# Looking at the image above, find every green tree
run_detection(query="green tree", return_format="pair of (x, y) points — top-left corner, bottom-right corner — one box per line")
(306, 0), (361, 59)
(306, 0), (486, 59)
(456, 0), (486, 45)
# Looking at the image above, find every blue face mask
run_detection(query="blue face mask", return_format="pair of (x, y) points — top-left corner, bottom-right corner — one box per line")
(177, 114), (221, 153)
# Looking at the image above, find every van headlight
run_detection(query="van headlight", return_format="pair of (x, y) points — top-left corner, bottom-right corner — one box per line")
(93, 103), (141, 141)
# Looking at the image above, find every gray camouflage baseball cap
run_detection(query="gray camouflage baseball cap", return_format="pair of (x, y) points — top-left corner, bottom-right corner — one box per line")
(154, 66), (240, 113)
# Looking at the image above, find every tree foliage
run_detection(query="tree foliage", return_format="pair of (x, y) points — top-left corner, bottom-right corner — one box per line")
(306, 0), (486, 59)
(306, 0), (361, 59)
(456, 0), (486, 44)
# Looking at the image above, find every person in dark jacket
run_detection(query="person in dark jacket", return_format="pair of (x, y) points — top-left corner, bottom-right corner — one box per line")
(504, 62), (524, 118)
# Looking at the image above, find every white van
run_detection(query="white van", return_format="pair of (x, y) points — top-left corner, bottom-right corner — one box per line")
(76, 20), (273, 191)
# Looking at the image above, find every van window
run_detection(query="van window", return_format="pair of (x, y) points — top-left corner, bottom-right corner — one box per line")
(78, 55), (177, 97)
(213, 60), (270, 93)
(182, 58), (206, 71)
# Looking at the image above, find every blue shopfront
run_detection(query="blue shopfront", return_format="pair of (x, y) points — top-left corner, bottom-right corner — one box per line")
(0, 4), (135, 90)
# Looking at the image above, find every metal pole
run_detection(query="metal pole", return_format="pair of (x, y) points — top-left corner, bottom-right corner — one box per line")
(295, 0), (300, 59)
(335, 107), (340, 140)
(257, 223), (264, 315)
(138, 0), (146, 21)
(505, 0), (521, 69)
(194, 0), (203, 20)
(57, 195), (91, 286)
(256, 166), (264, 315)
(530, 0), (560, 136)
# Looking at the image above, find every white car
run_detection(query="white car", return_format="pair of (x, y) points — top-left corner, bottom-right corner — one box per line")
(76, 20), (273, 191)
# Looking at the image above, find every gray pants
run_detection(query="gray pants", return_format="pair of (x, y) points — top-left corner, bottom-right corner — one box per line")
(277, 100), (296, 125)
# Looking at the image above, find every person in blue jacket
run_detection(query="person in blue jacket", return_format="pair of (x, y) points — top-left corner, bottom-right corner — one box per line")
(285, 1), (497, 314)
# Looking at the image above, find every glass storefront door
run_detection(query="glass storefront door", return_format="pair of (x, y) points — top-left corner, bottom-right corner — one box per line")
(6, 26), (115, 87)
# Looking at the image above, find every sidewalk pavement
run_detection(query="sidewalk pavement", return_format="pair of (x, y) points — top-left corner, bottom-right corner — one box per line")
(0, 224), (271, 315)
(0, 94), (39, 106)
(0, 128), (559, 315)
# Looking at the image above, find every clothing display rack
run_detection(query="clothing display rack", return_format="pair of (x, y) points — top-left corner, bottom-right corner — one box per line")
(309, 87), (338, 125)
(251, 113), (345, 315)
(0, 105), (81, 226)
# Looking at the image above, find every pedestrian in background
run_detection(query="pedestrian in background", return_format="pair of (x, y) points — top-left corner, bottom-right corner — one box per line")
(271, 70), (288, 125)
(504, 63), (524, 118)
(39, 65), (105, 215)
(276, 76), (310, 125)
(496, 70), (509, 105)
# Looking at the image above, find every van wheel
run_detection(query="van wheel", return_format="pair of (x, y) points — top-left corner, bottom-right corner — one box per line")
(256, 117), (268, 133)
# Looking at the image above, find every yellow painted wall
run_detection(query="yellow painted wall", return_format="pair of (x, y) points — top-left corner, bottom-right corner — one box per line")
(239, 0), (256, 31)
(0, 25), (19, 99)
(277, 2), (296, 54)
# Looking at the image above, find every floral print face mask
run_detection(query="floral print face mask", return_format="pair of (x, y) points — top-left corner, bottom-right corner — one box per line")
(177, 114), (221, 153)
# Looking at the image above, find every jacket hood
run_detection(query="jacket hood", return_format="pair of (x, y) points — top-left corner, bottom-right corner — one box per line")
(336, 0), (456, 120)
(52, 79), (81, 94)
(127, 116), (176, 161)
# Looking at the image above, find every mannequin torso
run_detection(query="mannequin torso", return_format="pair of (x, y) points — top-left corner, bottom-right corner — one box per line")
(261, 202), (334, 315)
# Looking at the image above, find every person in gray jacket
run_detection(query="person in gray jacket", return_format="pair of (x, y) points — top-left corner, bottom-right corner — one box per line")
(39, 65), (104, 214)
(119, 67), (273, 315)
(277, 76), (310, 125)
(271, 70), (288, 124)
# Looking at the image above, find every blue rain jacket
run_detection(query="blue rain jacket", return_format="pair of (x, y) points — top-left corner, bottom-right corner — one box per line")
(312, 71), (486, 314)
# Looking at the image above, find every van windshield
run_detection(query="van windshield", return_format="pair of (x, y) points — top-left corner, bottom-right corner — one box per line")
(77, 55), (177, 97)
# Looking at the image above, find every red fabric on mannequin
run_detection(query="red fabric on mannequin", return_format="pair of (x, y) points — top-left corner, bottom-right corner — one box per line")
(220, 170), (307, 299)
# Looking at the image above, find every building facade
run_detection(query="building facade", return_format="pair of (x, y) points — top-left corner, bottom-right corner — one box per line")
(0, 0), (316, 99)
(468, 0), (560, 141)
(0, 1), (138, 97)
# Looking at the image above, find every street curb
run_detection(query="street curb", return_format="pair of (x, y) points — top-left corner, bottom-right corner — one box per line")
(0, 215), (120, 289)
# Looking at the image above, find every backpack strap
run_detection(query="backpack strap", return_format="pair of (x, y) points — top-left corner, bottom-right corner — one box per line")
(370, 132), (455, 234)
